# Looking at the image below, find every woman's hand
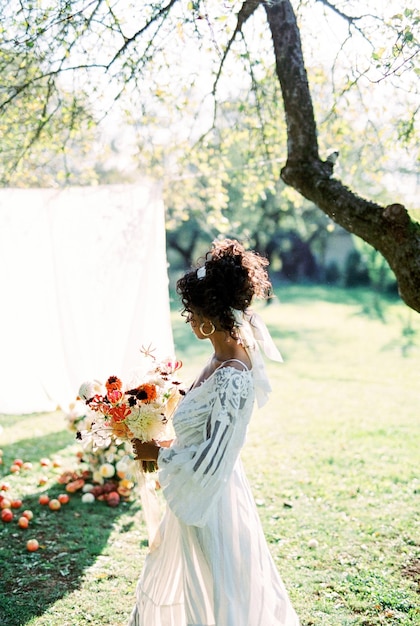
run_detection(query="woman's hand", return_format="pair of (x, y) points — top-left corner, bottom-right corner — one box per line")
(131, 439), (160, 462)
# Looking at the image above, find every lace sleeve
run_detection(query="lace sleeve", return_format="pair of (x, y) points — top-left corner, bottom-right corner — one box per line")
(157, 368), (253, 526)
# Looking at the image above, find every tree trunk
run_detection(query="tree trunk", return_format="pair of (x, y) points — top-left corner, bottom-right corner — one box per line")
(262, 0), (420, 313)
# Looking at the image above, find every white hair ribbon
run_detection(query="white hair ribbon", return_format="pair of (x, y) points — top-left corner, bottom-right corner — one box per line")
(231, 308), (282, 408)
(196, 266), (206, 279)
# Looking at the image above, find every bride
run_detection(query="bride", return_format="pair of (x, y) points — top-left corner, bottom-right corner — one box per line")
(129, 238), (300, 626)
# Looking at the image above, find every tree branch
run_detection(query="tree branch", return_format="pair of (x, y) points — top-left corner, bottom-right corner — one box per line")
(212, 0), (260, 96)
(264, 0), (420, 312)
(105, 0), (180, 68)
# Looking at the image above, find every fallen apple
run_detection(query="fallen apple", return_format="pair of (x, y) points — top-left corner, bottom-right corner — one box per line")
(18, 516), (29, 529)
(38, 494), (50, 505)
(26, 539), (39, 552)
(1, 498), (12, 509)
(58, 493), (70, 504)
(38, 476), (48, 486)
(10, 464), (21, 474)
(11, 499), (23, 509)
(22, 462), (33, 470)
(117, 485), (131, 497)
(65, 478), (85, 493)
(22, 509), (34, 520)
(48, 499), (61, 511)
(1, 508), (13, 522)
(40, 458), (51, 467)
(13, 459), (24, 467)
(106, 491), (120, 507)
(0, 482), (11, 491)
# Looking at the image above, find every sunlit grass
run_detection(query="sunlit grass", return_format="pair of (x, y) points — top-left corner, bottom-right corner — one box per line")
(1, 285), (419, 625)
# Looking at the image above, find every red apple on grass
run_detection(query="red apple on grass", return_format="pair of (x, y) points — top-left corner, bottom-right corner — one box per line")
(65, 478), (85, 493)
(22, 510), (33, 520)
(48, 499), (61, 511)
(106, 491), (120, 507)
(1, 508), (13, 522)
(26, 539), (39, 552)
(18, 516), (29, 529)
(38, 494), (50, 505)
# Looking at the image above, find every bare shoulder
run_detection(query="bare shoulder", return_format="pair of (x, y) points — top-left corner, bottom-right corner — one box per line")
(218, 357), (252, 372)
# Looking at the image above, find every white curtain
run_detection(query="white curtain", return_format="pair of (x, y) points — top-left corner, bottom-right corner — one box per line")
(0, 181), (173, 414)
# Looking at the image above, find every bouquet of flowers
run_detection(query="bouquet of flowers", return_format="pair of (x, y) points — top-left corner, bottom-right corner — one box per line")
(76, 353), (183, 472)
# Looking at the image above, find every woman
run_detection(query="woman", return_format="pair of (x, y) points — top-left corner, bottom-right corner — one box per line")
(129, 238), (300, 626)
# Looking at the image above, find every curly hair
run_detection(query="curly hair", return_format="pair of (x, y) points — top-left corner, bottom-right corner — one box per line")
(176, 239), (272, 336)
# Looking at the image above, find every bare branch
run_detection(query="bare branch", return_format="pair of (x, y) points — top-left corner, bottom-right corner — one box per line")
(105, 0), (180, 68)
(212, 0), (259, 95)
(0, 64), (108, 112)
(315, 0), (363, 24)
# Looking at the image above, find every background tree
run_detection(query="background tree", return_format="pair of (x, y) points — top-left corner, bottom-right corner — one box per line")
(0, 0), (419, 309)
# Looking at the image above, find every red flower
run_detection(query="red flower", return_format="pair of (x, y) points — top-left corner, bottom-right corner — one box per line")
(108, 404), (131, 423)
(88, 395), (109, 413)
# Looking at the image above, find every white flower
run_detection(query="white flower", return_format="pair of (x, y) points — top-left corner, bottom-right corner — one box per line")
(125, 404), (167, 442)
(92, 470), (104, 484)
(116, 459), (129, 474)
(100, 463), (115, 478)
(78, 379), (103, 401)
(78, 381), (96, 401)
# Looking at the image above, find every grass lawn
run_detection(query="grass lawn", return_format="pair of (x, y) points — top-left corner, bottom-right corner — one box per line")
(1, 285), (419, 625)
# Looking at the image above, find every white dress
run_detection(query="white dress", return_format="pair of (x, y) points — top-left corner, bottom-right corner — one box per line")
(128, 362), (300, 626)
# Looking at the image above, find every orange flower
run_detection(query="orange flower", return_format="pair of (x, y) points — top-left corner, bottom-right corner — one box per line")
(136, 383), (157, 402)
(108, 404), (131, 422)
(126, 383), (157, 402)
(106, 376), (123, 394)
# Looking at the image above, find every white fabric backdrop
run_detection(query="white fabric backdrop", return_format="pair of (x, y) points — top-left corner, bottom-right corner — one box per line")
(0, 182), (174, 414)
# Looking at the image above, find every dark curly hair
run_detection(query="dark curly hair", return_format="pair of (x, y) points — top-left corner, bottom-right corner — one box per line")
(176, 239), (272, 336)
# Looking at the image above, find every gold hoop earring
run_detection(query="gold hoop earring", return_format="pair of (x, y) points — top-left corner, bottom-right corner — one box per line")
(200, 321), (215, 336)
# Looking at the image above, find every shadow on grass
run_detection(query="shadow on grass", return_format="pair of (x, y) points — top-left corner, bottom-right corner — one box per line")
(0, 427), (142, 626)
(0, 428), (74, 472)
(0, 494), (141, 626)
